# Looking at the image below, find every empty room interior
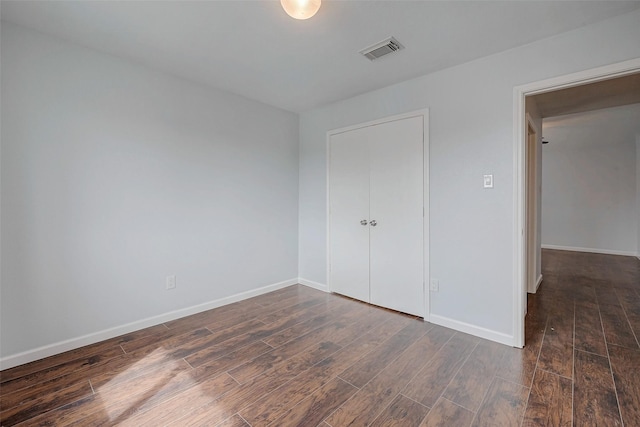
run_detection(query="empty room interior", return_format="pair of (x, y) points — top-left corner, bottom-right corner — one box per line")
(1, 1), (640, 426)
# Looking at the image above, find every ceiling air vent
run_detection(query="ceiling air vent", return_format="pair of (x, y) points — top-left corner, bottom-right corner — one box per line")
(360, 37), (404, 61)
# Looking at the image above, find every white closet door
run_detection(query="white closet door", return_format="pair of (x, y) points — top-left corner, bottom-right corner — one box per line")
(369, 116), (424, 316)
(329, 127), (371, 302)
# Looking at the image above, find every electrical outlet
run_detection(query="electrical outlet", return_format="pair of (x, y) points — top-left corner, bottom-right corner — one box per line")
(166, 275), (176, 290)
(483, 174), (494, 189)
(430, 279), (439, 292)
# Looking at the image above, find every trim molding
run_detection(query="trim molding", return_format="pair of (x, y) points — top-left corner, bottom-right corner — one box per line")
(542, 244), (638, 258)
(429, 314), (514, 347)
(298, 278), (329, 292)
(535, 274), (543, 292)
(0, 278), (298, 370)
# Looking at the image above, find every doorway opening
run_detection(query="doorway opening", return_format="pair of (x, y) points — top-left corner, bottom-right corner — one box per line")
(513, 58), (640, 347)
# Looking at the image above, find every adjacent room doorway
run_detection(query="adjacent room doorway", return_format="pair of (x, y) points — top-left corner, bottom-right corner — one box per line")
(513, 58), (640, 347)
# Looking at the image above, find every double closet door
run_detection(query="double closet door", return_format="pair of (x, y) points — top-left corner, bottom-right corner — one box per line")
(329, 114), (425, 317)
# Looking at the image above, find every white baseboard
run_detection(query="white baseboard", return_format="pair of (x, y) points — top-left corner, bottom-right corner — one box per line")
(429, 314), (515, 347)
(527, 274), (544, 294)
(542, 244), (638, 257)
(0, 278), (299, 371)
(297, 278), (328, 292)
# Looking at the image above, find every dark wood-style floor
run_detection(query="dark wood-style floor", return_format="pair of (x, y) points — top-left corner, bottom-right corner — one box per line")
(1, 250), (639, 426)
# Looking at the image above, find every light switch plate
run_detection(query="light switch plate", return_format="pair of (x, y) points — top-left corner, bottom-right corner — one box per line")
(483, 174), (494, 188)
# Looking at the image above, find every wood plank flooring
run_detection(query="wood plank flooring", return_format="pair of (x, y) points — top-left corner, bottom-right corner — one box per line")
(1, 249), (639, 426)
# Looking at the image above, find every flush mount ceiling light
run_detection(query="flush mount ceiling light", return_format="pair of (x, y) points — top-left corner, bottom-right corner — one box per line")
(281, 0), (321, 20)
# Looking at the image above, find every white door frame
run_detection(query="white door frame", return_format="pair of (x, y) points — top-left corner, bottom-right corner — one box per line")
(326, 108), (430, 320)
(525, 113), (540, 295)
(512, 58), (640, 347)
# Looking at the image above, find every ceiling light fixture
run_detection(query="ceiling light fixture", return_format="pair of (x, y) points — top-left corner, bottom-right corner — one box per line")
(281, 0), (321, 20)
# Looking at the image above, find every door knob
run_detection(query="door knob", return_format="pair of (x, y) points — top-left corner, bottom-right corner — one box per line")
(360, 219), (368, 226)
(370, 220), (377, 227)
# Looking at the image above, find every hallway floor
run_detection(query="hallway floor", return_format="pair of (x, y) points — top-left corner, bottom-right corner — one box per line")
(519, 249), (640, 426)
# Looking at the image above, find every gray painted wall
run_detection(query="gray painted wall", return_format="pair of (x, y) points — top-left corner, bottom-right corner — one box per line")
(1, 23), (300, 360)
(541, 105), (640, 255)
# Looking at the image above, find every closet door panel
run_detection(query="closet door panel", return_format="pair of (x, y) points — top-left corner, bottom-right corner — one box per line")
(369, 116), (424, 316)
(329, 128), (370, 302)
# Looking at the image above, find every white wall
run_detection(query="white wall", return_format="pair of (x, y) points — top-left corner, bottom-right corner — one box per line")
(541, 105), (640, 256)
(1, 23), (300, 363)
(298, 9), (640, 341)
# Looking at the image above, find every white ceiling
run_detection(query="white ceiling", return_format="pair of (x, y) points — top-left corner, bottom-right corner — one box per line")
(532, 73), (640, 118)
(2, 1), (639, 112)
